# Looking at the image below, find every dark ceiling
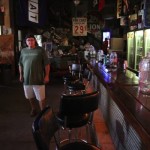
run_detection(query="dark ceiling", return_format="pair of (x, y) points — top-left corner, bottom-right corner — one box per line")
(14, 0), (142, 29)
(48, 0), (92, 27)
(47, 0), (141, 28)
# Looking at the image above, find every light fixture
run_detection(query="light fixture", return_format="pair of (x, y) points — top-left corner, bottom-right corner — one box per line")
(0, 6), (5, 12)
(73, 0), (80, 6)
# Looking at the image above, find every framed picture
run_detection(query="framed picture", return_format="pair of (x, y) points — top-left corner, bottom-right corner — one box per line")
(43, 42), (52, 58)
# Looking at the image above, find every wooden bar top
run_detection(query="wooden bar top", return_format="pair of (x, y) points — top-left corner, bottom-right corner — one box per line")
(86, 58), (150, 146)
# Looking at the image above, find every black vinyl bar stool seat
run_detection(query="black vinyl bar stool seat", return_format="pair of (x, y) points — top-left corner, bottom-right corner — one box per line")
(60, 141), (101, 150)
(55, 91), (99, 129)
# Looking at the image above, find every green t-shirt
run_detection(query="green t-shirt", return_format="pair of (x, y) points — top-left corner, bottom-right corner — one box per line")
(19, 46), (49, 85)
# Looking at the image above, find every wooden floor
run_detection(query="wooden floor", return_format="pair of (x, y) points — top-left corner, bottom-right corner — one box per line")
(94, 109), (115, 150)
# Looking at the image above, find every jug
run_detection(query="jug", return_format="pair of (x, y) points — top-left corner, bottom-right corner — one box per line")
(139, 52), (150, 94)
(89, 45), (96, 58)
(97, 50), (104, 63)
(110, 52), (117, 67)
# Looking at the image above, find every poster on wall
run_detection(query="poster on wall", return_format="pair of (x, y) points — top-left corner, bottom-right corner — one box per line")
(129, 14), (138, 30)
(0, 34), (14, 64)
(87, 13), (104, 39)
(120, 16), (128, 26)
(117, 0), (122, 18)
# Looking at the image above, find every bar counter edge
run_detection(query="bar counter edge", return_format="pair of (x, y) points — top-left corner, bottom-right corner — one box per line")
(86, 58), (150, 150)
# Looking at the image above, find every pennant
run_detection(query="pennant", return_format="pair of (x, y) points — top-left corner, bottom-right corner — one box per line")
(98, 0), (105, 12)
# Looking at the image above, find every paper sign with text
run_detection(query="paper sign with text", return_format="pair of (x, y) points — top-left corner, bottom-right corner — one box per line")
(72, 18), (87, 36)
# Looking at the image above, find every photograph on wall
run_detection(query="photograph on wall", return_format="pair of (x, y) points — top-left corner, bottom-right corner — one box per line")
(43, 42), (52, 58)
(0, 34), (14, 64)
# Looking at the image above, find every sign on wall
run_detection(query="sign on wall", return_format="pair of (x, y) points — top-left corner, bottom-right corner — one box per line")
(129, 14), (138, 30)
(28, 0), (39, 23)
(72, 18), (87, 36)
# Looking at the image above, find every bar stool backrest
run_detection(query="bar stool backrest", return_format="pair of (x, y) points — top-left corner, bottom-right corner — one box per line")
(70, 63), (82, 74)
(59, 91), (99, 116)
(32, 106), (59, 150)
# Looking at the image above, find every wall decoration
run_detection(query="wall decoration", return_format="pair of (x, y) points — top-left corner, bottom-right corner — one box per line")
(0, 34), (14, 64)
(42, 42), (52, 58)
(72, 17), (87, 36)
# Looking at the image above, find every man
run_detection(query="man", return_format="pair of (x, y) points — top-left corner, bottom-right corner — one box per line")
(18, 34), (50, 117)
(102, 38), (108, 55)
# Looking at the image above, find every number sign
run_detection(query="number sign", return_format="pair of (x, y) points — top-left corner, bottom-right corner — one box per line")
(72, 18), (87, 36)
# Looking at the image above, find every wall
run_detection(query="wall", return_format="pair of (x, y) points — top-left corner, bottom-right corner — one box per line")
(0, 0), (10, 28)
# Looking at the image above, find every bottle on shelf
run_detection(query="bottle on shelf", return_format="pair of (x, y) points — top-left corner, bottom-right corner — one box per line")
(97, 49), (104, 63)
(114, 52), (118, 67)
(106, 54), (110, 66)
(110, 52), (118, 68)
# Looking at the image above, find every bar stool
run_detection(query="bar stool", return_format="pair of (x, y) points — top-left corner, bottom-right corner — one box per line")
(63, 63), (83, 92)
(55, 91), (99, 143)
(67, 68), (92, 94)
(32, 106), (59, 150)
(32, 105), (101, 150)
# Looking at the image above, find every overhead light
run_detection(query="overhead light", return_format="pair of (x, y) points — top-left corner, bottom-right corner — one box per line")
(0, 6), (5, 12)
(73, 0), (80, 6)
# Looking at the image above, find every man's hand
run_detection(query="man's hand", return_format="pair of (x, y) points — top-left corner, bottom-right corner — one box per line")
(19, 75), (23, 82)
(44, 75), (49, 84)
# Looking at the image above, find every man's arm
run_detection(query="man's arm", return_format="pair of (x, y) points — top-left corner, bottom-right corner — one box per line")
(18, 65), (23, 82)
(44, 64), (50, 84)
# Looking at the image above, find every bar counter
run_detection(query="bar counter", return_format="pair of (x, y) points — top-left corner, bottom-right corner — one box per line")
(86, 58), (150, 150)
